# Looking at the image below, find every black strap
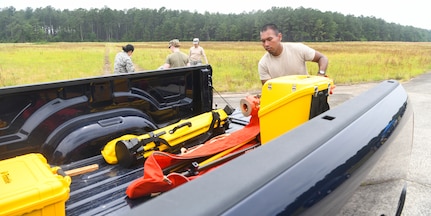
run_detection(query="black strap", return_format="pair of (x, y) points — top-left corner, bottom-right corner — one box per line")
(309, 89), (330, 119)
(138, 131), (170, 149)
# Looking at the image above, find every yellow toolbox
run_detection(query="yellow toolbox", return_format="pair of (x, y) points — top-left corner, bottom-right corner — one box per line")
(0, 153), (71, 216)
(258, 75), (333, 144)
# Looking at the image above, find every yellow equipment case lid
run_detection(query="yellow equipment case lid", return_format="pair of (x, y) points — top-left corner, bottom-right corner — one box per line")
(0, 153), (71, 216)
(258, 75), (333, 144)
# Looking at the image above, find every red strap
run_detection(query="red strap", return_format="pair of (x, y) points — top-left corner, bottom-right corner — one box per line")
(126, 114), (260, 199)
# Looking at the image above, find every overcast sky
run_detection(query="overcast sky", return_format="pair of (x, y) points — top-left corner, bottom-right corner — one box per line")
(1, 0), (430, 30)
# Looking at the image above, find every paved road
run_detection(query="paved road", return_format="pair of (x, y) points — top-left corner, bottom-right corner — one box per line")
(213, 72), (431, 215)
(398, 72), (431, 216)
(336, 73), (431, 216)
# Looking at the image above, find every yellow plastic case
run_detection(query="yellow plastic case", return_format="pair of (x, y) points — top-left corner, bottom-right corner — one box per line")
(102, 108), (229, 164)
(259, 75), (333, 144)
(0, 153), (71, 216)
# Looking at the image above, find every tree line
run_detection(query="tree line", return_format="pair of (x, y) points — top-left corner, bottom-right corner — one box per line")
(1, 6), (430, 43)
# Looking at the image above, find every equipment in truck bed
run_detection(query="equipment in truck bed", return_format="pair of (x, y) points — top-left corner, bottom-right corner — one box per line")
(101, 107), (232, 167)
(125, 75), (333, 198)
(0, 153), (71, 216)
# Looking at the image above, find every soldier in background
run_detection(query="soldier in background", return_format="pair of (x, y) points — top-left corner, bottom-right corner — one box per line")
(189, 38), (208, 66)
(114, 44), (135, 74)
(163, 39), (190, 69)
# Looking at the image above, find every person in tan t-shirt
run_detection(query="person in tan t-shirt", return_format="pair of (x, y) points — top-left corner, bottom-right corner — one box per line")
(189, 38), (208, 66)
(258, 23), (329, 84)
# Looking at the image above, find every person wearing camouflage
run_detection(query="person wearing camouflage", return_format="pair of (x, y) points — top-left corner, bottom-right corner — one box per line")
(114, 44), (135, 74)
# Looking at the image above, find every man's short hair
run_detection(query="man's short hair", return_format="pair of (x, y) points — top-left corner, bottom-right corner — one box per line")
(261, 24), (280, 35)
(169, 39), (181, 48)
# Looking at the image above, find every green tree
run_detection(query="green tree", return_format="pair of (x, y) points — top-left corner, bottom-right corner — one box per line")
(0, 6), (430, 43)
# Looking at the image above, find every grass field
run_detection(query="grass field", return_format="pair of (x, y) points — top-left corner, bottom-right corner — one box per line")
(0, 42), (430, 92)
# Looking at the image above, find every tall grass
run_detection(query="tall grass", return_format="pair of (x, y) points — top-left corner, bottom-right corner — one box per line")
(307, 42), (431, 84)
(0, 43), (105, 86)
(1, 42), (430, 92)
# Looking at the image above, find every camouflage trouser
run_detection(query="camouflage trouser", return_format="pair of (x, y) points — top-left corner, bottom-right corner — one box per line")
(190, 60), (202, 66)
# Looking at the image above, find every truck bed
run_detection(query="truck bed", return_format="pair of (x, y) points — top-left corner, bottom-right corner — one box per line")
(62, 110), (249, 216)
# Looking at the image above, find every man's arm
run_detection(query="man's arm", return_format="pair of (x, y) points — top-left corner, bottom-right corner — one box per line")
(258, 59), (271, 85)
(201, 48), (209, 64)
(186, 54), (191, 66)
(312, 51), (329, 75)
(126, 58), (135, 72)
(163, 56), (171, 69)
